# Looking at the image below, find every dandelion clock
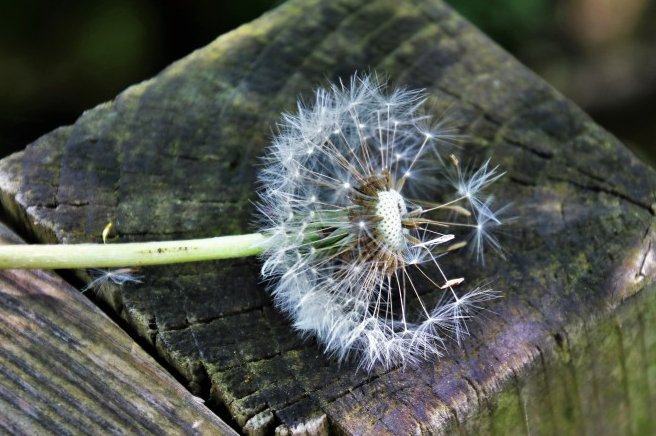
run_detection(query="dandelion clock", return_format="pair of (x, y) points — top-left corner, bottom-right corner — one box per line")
(256, 74), (504, 370)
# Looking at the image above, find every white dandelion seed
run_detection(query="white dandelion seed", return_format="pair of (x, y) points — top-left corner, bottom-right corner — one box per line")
(256, 74), (505, 371)
(82, 267), (143, 294)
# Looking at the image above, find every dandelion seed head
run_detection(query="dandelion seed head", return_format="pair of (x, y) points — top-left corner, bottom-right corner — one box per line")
(256, 73), (505, 371)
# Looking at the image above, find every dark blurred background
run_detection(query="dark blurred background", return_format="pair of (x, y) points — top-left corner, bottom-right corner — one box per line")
(1, 0), (655, 165)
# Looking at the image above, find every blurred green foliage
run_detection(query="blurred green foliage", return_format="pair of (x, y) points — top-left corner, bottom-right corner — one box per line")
(0, 0), (280, 154)
(450, 0), (551, 50)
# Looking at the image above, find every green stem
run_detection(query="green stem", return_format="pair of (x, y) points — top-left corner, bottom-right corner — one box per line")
(0, 233), (267, 269)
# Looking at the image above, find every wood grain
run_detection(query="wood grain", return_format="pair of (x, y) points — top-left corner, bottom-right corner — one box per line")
(0, 222), (238, 435)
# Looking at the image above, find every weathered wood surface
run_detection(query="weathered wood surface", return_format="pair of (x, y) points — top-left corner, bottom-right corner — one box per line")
(0, 222), (238, 435)
(1, 0), (656, 434)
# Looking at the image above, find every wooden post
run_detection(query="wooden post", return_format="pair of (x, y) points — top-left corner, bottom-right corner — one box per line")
(1, 0), (655, 434)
